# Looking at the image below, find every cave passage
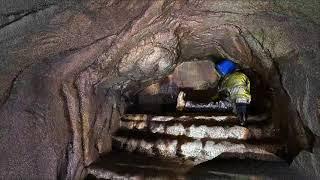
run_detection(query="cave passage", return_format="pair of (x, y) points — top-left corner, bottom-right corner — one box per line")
(1, 0), (319, 179)
(86, 61), (294, 179)
(126, 61), (273, 116)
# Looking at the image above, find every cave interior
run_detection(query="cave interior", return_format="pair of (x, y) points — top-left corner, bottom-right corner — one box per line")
(87, 49), (311, 179)
(1, 1), (319, 179)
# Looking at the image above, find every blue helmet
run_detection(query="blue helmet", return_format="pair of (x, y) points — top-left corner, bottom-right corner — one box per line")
(215, 59), (237, 77)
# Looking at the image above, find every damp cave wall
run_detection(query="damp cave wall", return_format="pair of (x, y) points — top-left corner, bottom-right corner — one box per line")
(0, 0), (320, 179)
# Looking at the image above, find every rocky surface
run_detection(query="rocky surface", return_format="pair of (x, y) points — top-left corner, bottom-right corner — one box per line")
(113, 136), (283, 164)
(0, 0), (319, 179)
(120, 114), (278, 140)
(290, 136), (320, 179)
(171, 60), (219, 89)
(87, 152), (303, 180)
(120, 121), (277, 140)
(290, 150), (320, 179)
(122, 113), (269, 122)
(113, 111), (283, 168)
(135, 60), (219, 107)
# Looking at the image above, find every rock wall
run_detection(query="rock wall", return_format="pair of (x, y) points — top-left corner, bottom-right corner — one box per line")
(0, 0), (319, 179)
(171, 60), (219, 90)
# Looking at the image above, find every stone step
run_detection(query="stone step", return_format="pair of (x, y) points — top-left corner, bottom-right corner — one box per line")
(87, 152), (298, 180)
(87, 151), (191, 180)
(122, 113), (269, 124)
(112, 135), (284, 165)
(119, 120), (279, 141)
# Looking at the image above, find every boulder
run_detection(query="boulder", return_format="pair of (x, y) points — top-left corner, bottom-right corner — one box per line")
(172, 60), (220, 90)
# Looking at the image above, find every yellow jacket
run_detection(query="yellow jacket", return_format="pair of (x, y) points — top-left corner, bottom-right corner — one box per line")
(218, 72), (251, 103)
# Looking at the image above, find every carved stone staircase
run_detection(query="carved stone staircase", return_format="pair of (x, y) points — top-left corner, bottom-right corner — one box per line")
(86, 112), (296, 179)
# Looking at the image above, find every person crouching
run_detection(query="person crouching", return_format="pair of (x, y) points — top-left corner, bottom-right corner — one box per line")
(176, 59), (251, 126)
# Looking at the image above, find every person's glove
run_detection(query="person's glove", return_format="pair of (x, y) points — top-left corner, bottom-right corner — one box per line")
(218, 90), (230, 99)
(211, 90), (229, 102)
(211, 94), (220, 102)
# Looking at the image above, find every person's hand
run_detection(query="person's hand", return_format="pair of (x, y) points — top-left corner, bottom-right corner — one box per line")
(211, 94), (220, 102)
(176, 91), (186, 111)
(198, 81), (217, 89)
(218, 90), (229, 98)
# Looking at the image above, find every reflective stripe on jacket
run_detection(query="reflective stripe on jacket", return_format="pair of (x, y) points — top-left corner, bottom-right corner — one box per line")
(219, 72), (251, 103)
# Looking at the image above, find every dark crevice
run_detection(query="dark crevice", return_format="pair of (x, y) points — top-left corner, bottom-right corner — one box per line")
(60, 85), (74, 179)
(96, 94), (111, 144)
(295, 109), (315, 152)
(57, 34), (115, 59)
(0, 4), (56, 29)
(73, 80), (87, 171)
(272, 56), (315, 159)
(0, 64), (32, 108)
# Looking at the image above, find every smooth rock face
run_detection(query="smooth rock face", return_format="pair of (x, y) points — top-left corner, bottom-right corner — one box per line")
(0, 0), (319, 179)
(136, 60), (220, 105)
(172, 61), (220, 90)
(140, 60), (219, 95)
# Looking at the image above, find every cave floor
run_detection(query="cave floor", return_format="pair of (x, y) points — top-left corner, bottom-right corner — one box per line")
(86, 151), (302, 180)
